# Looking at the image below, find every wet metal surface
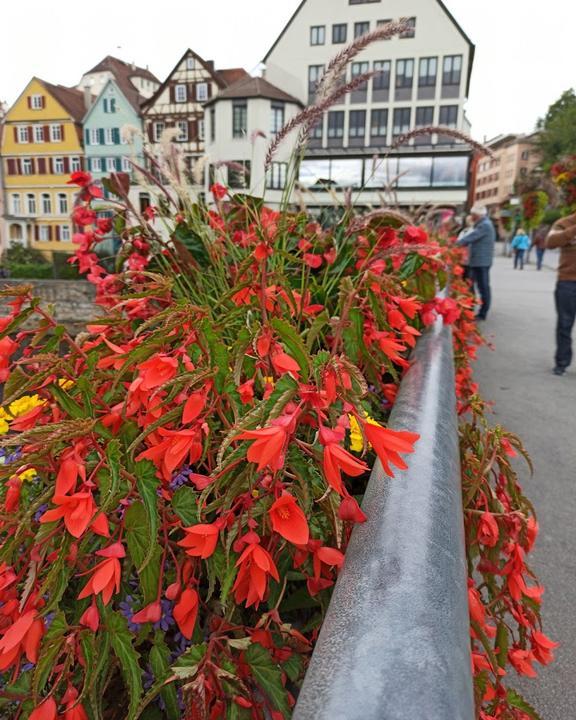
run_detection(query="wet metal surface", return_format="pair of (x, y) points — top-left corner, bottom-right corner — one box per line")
(294, 319), (474, 720)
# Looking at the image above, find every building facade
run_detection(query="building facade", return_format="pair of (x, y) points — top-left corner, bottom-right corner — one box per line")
(78, 56), (160, 103)
(1, 78), (87, 257)
(142, 50), (249, 188)
(205, 76), (302, 205)
(473, 133), (541, 210)
(262, 0), (475, 209)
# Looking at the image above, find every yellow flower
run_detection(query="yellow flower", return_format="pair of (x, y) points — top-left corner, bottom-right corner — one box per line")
(8, 395), (45, 418)
(0, 419), (9, 435)
(58, 378), (74, 390)
(348, 413), (380, 452)
(251, 489), (260, 499)
(18, 469), (37, 482)
(263, 376), (275, 388)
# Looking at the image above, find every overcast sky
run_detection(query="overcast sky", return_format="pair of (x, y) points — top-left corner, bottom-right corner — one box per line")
(1, 0), (573, 141)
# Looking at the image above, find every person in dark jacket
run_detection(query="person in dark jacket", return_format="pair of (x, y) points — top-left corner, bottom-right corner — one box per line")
(456, 205), (496, 320)
(546, 212), (576, 375)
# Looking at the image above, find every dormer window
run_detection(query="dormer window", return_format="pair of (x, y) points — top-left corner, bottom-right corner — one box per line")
(175, 84), (187, 103)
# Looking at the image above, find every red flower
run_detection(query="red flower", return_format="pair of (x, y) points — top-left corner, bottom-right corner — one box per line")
(131, 601), (162, 624)
(178, 523), (219, 559)
(39, 491), (109, 539)
(78, 542), (125, 605)
(531, 631), (559, 665)
(303, 253), (323, 269)
(29, 696), (58, 720)
(271, 351), (300, 378)
(210, 183), (228, 200)
(136, 354), (178, 391)
(79, 602), (99, 632)
(237, 424), (290, 472)
(173, 588), (199, 639)
(320, 427), (369, 495)
(362, 421), (419, 477)
(233, 542), (279, 607)
(338, 495), (367, 523)
(138, 427), (202, 479)
(237, 379), (255, 405)
(508, 647), (537, 678)
(182, 391), (206, 424)
(67, 171), (92, 187)
(269, 494), (309, 545)
(477, 512), (499, 547)
(0, 609), (44, 671)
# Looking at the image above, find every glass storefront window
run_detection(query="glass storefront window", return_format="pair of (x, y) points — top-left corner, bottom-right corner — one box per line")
(432, 155), (468, 186)
(299, 159), (331, 188)
(397, 157), (433, 187)
(364, 157), (398, 189)
(330, 159), (364, 188)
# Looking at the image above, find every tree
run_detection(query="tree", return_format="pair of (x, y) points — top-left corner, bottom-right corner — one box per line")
(538, 89), (576, 168)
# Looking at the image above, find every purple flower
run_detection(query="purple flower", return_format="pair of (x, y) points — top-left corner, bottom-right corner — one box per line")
(153, 598), (175, 632)
(119, 596), (139, 633)
(34, 504), (48, 522)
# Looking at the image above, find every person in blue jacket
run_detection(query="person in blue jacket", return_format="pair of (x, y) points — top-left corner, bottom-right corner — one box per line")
(456, 205), (496, 320)
(511, 228), (531, 270)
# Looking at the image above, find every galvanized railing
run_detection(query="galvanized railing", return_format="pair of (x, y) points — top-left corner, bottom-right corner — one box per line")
(293, 317), (474, 720)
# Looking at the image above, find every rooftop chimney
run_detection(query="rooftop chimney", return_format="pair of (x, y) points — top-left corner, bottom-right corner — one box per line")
(83, 85), (92, 111)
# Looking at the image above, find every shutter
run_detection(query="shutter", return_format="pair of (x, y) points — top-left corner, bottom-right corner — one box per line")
(27, 96), (32, 109)
(207, 83), (212, 98)
(27, 126), (32, 142)
(64, 158), (70, 173)
(17, 159), (22, 175)
(41, 96), (46, 109)
(115, 157), (122, 171)
(38, 158), (46, 174)
(60, 124), (65, 140)
(112, 128), (120, 144)
(49, 158), (53, 173)
(99, 128), (105, 145)
(48, 226), (53, 241)
(84, 128), (90, 145)
(7, 159), (16, 175)
(29, 158), (35, 174)
(188, 120), (196, 141)
(34, 225), (39, 241)
(169, 85), (175, 103)
(147, 123), (154, 142)
(55, 225), (61, 241)
(13, 127), (18, 142)
(44, 125), (49, 141)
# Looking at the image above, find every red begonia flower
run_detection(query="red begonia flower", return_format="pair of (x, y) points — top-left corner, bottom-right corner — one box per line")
(173, 588), (199, 639)
(178, 523), (219, 559)
(131, 601), (162, 624)
(269, 494), (309, 545)
(362, 421), (419, 477)
(29, 696), (58, 720)
(233, 542), (279, 608)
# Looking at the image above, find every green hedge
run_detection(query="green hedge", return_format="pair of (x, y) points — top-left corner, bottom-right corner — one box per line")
(7, 263), (53, 279)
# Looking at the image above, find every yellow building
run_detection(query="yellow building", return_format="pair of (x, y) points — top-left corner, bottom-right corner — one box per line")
(1, 78), (88, 258)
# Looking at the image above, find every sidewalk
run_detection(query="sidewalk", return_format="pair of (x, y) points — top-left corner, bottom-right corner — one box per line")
(475, 255), (576, 719)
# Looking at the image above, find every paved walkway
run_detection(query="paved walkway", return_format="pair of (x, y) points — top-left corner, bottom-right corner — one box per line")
(475, 251), (576, 719)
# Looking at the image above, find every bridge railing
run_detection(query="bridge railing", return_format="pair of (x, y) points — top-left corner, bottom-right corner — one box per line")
(293, 317), (474, 720)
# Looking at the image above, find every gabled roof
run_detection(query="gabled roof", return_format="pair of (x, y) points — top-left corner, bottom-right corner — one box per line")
(141, 48), (225, 112)
(205, 76), (303, 107)
(82, 78), (139, 124)
(262, 0), (476, 96)
(40, 80), (88, 122)
(85, 55), (159, 84)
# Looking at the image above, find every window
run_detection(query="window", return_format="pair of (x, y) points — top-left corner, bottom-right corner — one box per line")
(393, 108), (411, 137)
(351, 61), (369, 100)
(443, 55), (462, 86)
(521, 150), (530, 160)
(415, 106), (434, 132)
(299, 159), (331, 188)
(153, 122), (164, 141)
(196, 83), (208, 101)
(26, 194), (36, 215)
(61, 225), (71, 242)
(33, 126), (44, 143)
(30, 94), (44, 109)
(198, 119), (205, 141)
(327, 111), (345, 140)
(50, 125), (62, 142)
(397, 157), (433, 187)
(271, 103), (285, 136)
(39, 226), (50, 242)
(89, 128), (99, 145)
(186, 57), (195, 70)
(104, 128), (114, 145)
(106, 158), (116, 172)
(354, 21), (370, 38)
(139, 193), (151, 213)
(41, 193), (51, 214)
(395, 59), (414, 88)
(121, 157), (132, 172)
(210, 108), (216, 142)
(351, 61), (369, 81)
(22, 158), (33, 175)
(228, 160), (251, 189)
(432, 156), (468, 187)
(419, 58), (437, 87)
(54, 158), (64, 174)
(58, 194), (68, 214)
(400, 17), (416, 38)
(267, 162), (288, 190)
(232, 101), (247, 138)
(309, 118), (323, 143)
(349, 110), (366, 140)
(373, 60), (391, 90)
(310, 26), (325, 45)
(364, 157), (396, 188)
(175, 84), (187, 102)
(90, 158), (102, 173)
(11, 194), (21, 215)
(329, 159), (363, 189)
(176, 121), (188, 142)
(17, 126), (29, 143)
(308, 65), (324, 98)
(350, 0), (380, 4)
(370, 109), (388, 139)
(332, 23), (347, 44)
(71, 157), (81, 172)
(376, 19), (393, 37)
(439, 105), (458, 127)
(103, 97), (116, 113)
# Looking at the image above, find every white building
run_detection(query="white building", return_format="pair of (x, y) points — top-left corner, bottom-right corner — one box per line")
(262, 0), (475, 211)
(204, 76), (302, 206)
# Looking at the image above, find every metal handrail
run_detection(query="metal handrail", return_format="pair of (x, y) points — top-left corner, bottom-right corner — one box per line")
(293, 317), (474, 720)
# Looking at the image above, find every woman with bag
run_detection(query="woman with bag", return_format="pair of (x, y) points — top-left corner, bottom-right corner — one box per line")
(511, 228), (531, 270)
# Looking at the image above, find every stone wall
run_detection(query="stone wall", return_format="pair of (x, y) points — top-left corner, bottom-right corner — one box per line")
(0, 279), (97, 329)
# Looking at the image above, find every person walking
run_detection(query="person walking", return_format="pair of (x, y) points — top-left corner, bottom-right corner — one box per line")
(457, 214), (474, 281)
(532, 224), (550, 271)
(511, 228), (531, 270)
(546, 212), (576, 375)
(456, 205), (496, 321)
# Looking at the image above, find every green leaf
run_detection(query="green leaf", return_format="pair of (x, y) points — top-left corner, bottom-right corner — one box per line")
(282, 652), (304, 683)
(107, 611), (143, 720)
(99, 439), (123, 514)
(88, 630), (111, 720)
(48, 382), (85, 419)
(244, 643), (290, 717)
(305, 310), (330, 351)
(172, 486), (199, 526)
(506, 689), (543, 719)
(201, 318), (229, 393)
(150, 637), (180, 720)
(271, 317), (311, 381)
(125, 502), (162, 604)
(342, 308), (363, 365)
(32, 612), (67, 695)
(134, 460), (160, 572)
